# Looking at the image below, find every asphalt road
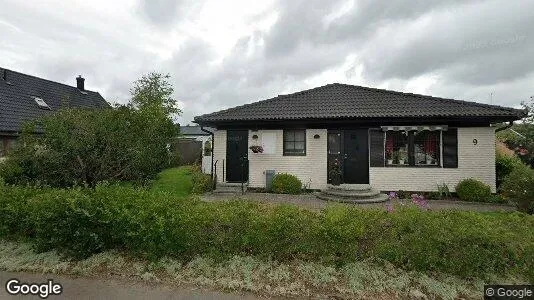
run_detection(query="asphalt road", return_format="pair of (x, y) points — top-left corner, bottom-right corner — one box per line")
(0, 271), (265, 300)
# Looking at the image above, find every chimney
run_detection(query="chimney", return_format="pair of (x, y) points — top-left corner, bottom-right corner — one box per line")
(76, 75), (85, 90)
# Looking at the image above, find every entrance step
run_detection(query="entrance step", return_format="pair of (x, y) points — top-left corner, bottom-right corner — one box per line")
(315, 192), (388, 204)
(213, 182), (247, 194)
(317, 184), (388, 203)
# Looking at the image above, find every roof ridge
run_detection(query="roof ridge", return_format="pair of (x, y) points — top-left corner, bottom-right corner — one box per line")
(0, 67), (100, 94)
(335, 83), (521, 113)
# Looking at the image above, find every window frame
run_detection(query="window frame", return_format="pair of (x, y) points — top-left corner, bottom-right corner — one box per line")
(283, 129), (307, 156)
(384, 130), (442, 167)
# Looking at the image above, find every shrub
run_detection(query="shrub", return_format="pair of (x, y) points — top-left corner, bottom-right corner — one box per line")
(0, 72), (179, 188)
(501, 164), (534, 214)
(271, 173), (302, 194)
(496, 152), (523, 190)
(455, 178), (492, 202)
(2, 184), (534, 281)
(190, 165), (212, 194)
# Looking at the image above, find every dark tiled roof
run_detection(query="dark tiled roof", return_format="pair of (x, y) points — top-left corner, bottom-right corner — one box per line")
(195, 83), (527, 124)
(179, 125), (214, 135)
(0, 68), (109, 133)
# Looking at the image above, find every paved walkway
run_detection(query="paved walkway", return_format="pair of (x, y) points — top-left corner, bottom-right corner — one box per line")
(202, 192), (516, 212)
(0, 271), (267, 300)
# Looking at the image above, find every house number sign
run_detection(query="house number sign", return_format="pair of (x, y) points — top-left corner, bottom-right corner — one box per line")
(473, 138), (478, 145)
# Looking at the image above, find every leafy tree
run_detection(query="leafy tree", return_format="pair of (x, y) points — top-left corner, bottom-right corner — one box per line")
(497, 96), (534, 168)
(0, 73), (179, 187)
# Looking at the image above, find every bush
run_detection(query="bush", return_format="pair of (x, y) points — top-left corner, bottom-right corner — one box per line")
(0, 72), (180, 188)
(190, 165), (212, 194)
(1, 184), (534, 281)
(496, 152), (523, 190)
(455, 178), (492, 202)
(501, 164), (534, 214)
(272, 173), (302, 194)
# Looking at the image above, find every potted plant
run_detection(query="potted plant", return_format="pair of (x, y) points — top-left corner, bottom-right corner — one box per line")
(329, 159), (342, 185)
(249, 145), (264, 153)
(386, 147), (393, 165)
(398, 149), (407, 165)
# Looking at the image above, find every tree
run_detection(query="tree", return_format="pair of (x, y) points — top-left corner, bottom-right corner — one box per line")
(129, 72), (181, 121)
(0, 73), (180, 187)
(497, 96), (534, 168)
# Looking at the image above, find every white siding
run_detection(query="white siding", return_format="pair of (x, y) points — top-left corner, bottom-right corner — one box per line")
(212, 127), (497, 192)
(248, 129), (328, 190)
(370, 127), (496, 192)
(213, 130), (227, 183)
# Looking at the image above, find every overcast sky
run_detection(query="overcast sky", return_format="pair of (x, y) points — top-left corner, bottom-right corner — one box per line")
(1, 0), (533, 124)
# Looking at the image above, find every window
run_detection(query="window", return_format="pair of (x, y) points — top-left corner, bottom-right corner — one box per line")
(385, 130), (441, 166)
(414, 131), (440, 166)
(283, 129), (306, 156)
(33, 97), (50, 110)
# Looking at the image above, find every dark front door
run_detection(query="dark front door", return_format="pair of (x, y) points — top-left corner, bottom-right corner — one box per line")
(328, 129), (369, 184)
(226, 130), (248, 182)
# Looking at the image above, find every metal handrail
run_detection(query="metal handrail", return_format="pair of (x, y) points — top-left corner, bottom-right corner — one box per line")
(213, 160), (218, 191)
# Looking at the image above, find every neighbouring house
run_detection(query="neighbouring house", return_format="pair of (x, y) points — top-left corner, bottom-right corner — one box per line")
(0, 67), (109, 158)
(178, 125), (214, 173)
(194, 83), (527, 192)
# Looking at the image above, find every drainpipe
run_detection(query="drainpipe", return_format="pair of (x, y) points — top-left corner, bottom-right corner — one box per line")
(200, 126), (215, 181)
(495, 121), (513, 133)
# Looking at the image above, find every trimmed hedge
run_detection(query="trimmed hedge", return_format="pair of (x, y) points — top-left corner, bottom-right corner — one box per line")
(501, 164), (534, 214)
(272, 173), (302, 194)
(455, 178), (492, 202)
(1, 182), (534, 281)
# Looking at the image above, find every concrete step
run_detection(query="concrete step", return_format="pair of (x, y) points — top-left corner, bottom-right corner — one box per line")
(327, 184), (372, 191)
(315, 192), (388, 204)
(213, 183), (247, 194)
(321, 188), (381, 198)
(217, 182), (248, 187)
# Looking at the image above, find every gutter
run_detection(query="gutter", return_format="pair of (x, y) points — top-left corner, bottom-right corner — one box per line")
(495, 121), (513, 133)
(200, 126), (215, 181)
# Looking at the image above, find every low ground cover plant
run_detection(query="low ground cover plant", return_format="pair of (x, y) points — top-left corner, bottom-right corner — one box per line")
(271, 173), (302, 194)
(1, 180), (533, 282)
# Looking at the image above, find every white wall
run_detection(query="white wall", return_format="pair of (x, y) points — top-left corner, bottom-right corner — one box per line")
(213, 130), (227, 182)
(248, 129), (328, 190)
(370, 127), (496, 192)
(212, 129), (328, 189)
(213, 127), (497, 192)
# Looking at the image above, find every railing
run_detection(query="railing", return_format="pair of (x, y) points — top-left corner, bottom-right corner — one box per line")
(241, 158), (248, 194)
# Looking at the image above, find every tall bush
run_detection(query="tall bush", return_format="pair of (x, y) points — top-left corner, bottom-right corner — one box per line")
(0, 73), (179, 187)
(495, 151), (523, 190)
(501, 164), (534, 214)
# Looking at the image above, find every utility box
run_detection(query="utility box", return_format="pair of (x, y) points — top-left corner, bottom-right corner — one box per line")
(265, 170), (276, 192)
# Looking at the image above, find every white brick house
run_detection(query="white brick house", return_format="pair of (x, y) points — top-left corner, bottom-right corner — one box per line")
(196, 83), (526, 193)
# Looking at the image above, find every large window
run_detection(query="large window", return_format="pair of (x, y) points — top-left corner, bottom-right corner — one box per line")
(385, 130), (440, 166)
(283, 129), (306, 156)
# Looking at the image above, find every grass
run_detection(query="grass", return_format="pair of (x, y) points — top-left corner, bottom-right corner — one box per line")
(150, 166), (193, 197)
(0, 239), (506, 299)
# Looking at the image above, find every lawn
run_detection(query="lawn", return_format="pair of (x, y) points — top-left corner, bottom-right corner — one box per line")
(150, 166), (193, 197)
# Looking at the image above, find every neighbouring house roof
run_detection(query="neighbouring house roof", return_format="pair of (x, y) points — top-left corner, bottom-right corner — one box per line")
(179, 125), (214, 136)
(0, 67), (109, 134)
(194, 83), (527, 126)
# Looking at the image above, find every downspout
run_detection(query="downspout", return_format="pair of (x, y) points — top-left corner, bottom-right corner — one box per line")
(495, 121), (513, 133)
(200, 126), (215, 181)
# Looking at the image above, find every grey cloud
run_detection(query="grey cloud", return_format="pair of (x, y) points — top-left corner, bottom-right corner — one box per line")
(137, 0), (200, 28)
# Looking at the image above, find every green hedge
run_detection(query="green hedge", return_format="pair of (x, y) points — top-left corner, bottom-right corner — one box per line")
(1, 182), (534, 281)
